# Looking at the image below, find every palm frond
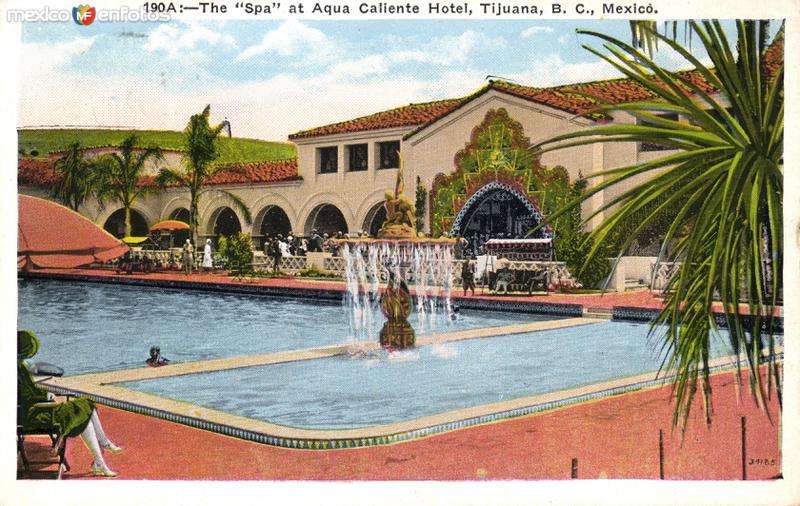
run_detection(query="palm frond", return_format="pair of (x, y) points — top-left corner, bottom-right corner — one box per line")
(535, 21), (783, 428)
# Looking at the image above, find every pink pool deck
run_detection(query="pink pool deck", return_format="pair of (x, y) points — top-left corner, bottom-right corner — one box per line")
(17, 369), (781, 481)
(22, 267), (663, 312)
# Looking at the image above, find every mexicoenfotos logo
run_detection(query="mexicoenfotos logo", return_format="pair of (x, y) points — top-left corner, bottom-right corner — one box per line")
(72, 4), (96, 25)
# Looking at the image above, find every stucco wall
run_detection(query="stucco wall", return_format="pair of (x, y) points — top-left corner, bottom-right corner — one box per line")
(23, 91), (659, 240)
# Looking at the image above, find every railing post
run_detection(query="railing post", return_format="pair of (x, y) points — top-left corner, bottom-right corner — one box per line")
(741, 416), (747, 480)
(659, 429), (664, 479)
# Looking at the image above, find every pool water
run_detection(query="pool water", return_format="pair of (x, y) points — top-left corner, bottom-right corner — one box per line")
(123, 321), (734, 429)
(17, 279), (548, 375)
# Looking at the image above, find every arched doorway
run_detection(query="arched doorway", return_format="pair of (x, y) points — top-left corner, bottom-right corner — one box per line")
(363, 202), (387, 237)
(304, 204), (348, 236)
(103, 208), (149, 238)
(256, 205), (291, 245)
(450, 182), (547, 256)
(210, 207), (242, 238)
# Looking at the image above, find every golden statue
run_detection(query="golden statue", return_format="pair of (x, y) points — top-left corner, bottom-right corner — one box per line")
(378, 152), (418, 239)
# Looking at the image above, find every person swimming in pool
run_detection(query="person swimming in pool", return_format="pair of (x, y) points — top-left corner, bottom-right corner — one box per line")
(145, 346), (170, 367)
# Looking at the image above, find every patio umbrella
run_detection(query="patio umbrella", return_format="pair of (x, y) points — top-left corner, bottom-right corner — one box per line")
(149, 219), (190, 248)
(149, 220), (189, 232)
(18, 195), (129, 270)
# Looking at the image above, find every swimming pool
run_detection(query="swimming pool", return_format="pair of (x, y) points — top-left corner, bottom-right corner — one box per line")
(17, 279), (549, 375)
(122, 321), (733, 430)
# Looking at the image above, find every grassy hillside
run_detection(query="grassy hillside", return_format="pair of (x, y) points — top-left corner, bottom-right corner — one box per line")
(18, 129), (296, 165)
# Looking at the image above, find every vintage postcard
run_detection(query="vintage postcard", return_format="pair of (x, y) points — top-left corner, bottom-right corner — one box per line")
(3, 0), (798, 503)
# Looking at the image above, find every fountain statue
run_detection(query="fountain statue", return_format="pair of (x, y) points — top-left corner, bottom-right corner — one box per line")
(377, 154), (417, 240)
(336, 154), (455, 350)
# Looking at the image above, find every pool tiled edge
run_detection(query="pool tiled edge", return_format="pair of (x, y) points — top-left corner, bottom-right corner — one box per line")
(42, 354), (780, 451)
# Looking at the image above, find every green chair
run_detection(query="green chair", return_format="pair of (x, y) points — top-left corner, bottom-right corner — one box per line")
(17, 398), (70, 479)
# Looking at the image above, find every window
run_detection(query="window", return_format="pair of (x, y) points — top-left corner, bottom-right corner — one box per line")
(318, 147), (338, 174)
(378, 141), (400, 169)
(347, 144), (368, 171)
(639, 113), (679, 152)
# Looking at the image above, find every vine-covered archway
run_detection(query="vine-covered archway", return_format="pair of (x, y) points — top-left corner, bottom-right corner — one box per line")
(430, 108), (572, 239)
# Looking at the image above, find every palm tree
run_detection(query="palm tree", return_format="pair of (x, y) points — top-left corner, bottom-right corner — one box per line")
(536, 21), (783, 427)
(157, 105), (252, 245)
(51, 141), (96, 211)
(95, 135), (163, 237)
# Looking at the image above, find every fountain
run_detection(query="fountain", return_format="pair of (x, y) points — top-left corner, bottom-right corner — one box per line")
(336, 157), (455, 349)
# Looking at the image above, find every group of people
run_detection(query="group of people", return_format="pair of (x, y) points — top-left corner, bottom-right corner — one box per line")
(263, 229), (352, 272)
(181, 238), (214, 275)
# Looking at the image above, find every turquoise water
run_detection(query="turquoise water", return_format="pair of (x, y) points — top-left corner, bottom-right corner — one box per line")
(17, 279), (547, 375)
(123, 321), (734, 429)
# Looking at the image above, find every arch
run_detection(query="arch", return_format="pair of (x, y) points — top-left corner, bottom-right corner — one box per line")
(249, 193), (298, 234)
(102, 208), (149, 238)
(254, 205), (292, 249)
(353, 188), (392, 229)
(304, 203), (349, 236)
(298, 192), (355, 234)
(169, 207), (191, 223)
(160, 196), (192, 221)
(207, 206), (242, 237)
(163, 207), (191, 247)
(198, 197), (248, 238)
(450, 182), (552, 252)
(362, 202), (387, 237)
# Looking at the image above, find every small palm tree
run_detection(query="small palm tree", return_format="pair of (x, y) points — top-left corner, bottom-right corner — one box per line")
(157, 105), (252, 245)
(51, 141), (96, 211)
(536, 20), (783, 427)
(95, 135), (163, 237)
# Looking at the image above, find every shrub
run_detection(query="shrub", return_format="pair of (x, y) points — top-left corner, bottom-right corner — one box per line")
(297, 265), (338, 278)
(555, 230), (611, 289)
(216, 232), (254, 274)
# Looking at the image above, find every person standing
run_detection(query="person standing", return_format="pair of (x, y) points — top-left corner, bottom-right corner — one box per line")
(309, 229), (322, 252)
(182, 239), (194, 275)
(270, 237), (283, 273)
(462, 257), (476, 296)
(202, 239), (213, 272)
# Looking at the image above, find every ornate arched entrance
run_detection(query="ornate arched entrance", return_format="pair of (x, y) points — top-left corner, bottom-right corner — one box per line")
(450, 182), (550, 256)
(103, 208), (149, 238)
(304, 204), (348, 236)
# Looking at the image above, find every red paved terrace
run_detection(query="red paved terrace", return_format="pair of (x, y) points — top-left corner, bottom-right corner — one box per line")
(17, 369), (780, 481)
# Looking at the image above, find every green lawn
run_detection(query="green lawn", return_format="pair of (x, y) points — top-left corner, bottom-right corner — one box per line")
(18, 129), (296, 165)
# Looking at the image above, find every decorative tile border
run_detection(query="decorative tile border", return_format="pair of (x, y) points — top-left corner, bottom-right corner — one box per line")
(453, 296), (583, 317)
(612, 306), (784, 333)
(43, 355), (780, 451)
(23, 271), (582, 316)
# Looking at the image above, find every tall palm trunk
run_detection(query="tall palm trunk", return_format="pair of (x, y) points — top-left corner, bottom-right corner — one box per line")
(190, 188), (199, 246)
(125, 204), (132, 237)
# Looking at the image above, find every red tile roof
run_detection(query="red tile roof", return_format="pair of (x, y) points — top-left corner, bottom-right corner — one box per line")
(19, 157), (300, 189)
(288, 99), (467, 140)
(290, 30), (784, 141)
(205, 159), (300, 186)
(18, 157), (57, 187)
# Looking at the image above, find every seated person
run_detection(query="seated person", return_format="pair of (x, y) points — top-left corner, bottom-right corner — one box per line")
(18, 330), (122, 477)
(145, 346), (170, 367)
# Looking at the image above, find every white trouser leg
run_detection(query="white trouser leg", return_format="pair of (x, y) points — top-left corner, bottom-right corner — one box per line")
(80, 422), (109, 470)
(90, 410), (112, 447)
